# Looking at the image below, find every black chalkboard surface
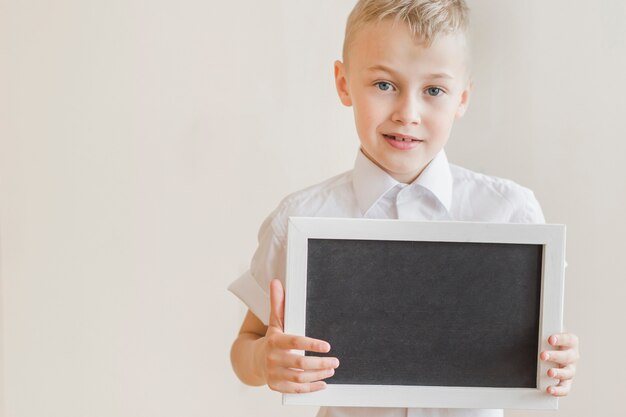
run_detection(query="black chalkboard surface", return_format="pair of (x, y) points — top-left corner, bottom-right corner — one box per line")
(305, 238), (543, 388)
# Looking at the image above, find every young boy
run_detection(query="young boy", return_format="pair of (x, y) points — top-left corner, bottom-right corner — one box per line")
(229, 1), (580, 416)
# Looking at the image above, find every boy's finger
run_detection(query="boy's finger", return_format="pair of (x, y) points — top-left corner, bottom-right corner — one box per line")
(275, 334), (331, 353)
(281, 354), (340, 371)
(269, 380), (327, 394)
(547, 363), (576, 381)
(546, 378), (572, 397)
(548, 333), (579, 349)
(540, 349), (578, 365)
(268, 279), (285, 331)
(282, 368), (336, 384)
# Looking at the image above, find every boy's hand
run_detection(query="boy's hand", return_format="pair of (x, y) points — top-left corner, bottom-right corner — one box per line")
(540, 333), (580, 396)
(257, 279), (339, 394)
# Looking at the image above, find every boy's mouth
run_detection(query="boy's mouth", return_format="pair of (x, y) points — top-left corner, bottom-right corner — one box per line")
(382, 133), (422, 142)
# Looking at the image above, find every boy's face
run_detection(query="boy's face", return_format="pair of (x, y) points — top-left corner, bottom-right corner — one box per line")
(335, 19), (471, 184)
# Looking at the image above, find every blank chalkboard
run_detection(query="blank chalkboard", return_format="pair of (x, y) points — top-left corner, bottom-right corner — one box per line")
(305, 238), (543, 388)
(284, 217), (565, 409)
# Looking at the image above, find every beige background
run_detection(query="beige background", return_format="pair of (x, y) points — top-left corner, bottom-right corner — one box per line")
(1, 0), (624, 416)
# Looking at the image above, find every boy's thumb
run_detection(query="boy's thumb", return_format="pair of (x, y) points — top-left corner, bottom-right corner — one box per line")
(268, 279), (285, 330)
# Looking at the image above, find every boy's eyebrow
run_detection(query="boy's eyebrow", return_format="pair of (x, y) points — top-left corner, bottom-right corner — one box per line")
(364, 64), (399, 75)
(365, 64), (455, 80)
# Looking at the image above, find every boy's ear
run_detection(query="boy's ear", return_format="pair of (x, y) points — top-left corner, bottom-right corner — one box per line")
(334, 60), (352, 107)
(455, 79), (473, 118)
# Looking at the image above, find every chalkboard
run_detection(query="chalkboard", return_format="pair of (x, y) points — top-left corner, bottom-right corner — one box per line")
(283, 217), (565, 409)
(305, 239), (542, 388)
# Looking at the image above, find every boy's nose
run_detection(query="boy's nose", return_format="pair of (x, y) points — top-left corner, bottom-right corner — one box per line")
(391, 94), (422, 125)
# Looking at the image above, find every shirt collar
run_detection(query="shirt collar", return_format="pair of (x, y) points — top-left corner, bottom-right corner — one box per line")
(352, 147), (453, 216)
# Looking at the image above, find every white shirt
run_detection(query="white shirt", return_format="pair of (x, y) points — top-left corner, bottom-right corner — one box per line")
(228, 148), (546, 417)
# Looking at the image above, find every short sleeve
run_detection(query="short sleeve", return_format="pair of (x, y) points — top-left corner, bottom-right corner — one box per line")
(509, 187), (546, 225)
(508, 187), (568, 268)
(227, 204), (288, 326)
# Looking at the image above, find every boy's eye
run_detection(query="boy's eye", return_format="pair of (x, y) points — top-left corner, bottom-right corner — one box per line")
(426, 87), (443, 96)
(376, 82), (393, 91)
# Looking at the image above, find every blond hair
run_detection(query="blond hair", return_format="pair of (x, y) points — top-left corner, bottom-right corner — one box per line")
(343, 0), (470, 60)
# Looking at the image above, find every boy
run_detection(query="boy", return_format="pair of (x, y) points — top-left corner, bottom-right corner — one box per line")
(229, 1), (580, 416)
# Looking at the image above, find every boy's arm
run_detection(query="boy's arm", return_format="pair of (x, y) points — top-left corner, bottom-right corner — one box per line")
(230, 279), (340, 392)
(230, 310), (269, 386)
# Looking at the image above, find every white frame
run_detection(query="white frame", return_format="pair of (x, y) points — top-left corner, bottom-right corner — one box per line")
(284, 217), (565, 410)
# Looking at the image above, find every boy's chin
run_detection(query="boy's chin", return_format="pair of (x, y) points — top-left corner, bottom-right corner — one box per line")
(361, 147), (434, 180)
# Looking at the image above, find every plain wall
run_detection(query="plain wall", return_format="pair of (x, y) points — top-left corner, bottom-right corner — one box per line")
(1, 1), (624, 416)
